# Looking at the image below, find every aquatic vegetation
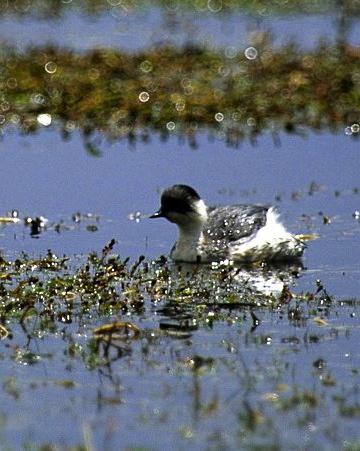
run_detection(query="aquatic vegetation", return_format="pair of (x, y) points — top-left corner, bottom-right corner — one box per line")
(0, 4), (358, 447)
(0, 239), (358, 449)
(0, 41), (359, 148)
(0, 239), (345, 347)
(0, 246), (257, 330)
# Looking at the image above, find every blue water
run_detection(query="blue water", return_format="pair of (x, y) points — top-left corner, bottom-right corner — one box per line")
(0, 6), (359, 450)
(0, 9), (359, 51)
(2, 288), (359, 450)
(0, 129), (359, 298)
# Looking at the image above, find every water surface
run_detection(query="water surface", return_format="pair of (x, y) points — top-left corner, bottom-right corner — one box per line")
(0, 129), (359, 299)
(0, 9), (359, 51)
(0, 4), (359, 450)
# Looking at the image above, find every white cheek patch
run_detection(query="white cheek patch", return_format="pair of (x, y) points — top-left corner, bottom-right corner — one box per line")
(194, 199), (208, 222)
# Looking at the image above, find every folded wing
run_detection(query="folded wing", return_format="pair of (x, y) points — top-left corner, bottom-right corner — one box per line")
(205, 205), (269, 243)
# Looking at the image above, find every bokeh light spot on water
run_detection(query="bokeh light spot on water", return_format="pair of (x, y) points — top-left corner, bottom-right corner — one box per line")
(166, 121), (176, 131)
(244, 47), (258, 60)
(180, 78), (194, 95)
(44, 61), (57, 74)
(344, 126), (353, 135)
(225, 46), (237, 59)
(6, 78), (17, 89)
(351, 123), (359, 133)
(175, 101), (185, 112)
(88, 68), (100, 80)
(31, 93), (46, 105)
(218, 65), (231, 77)
(1, 101), (10, 112)
(65, 121), (76, 132)
(215, 112), (224, 122)
(207, 0), (222, 13)
(139, 60), (153, 73)
(247, 117), (256, 127)
(37, 114), (52, 127)
(107, 0), (123, 6)
(139, 91), (150, 103)
(181, 78), (192, 88)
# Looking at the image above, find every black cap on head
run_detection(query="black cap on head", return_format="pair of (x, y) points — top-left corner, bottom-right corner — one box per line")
(150, 184), (201, 219)
(162, 185), (200, 202)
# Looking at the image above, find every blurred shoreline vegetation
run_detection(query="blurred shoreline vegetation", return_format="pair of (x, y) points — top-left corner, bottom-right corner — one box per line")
(1, 0), (360, 17)
(0, 38), (359, 147)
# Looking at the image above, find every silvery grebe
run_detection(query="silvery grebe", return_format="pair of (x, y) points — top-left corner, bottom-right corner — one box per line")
(150, 184), (305, 263)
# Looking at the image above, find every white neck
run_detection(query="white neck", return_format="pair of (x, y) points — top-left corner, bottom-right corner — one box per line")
(178, 220), (204, 242)
(171, 199), (208, 262)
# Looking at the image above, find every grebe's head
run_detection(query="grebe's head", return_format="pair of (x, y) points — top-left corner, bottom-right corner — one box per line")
(150, 185), (207, 226)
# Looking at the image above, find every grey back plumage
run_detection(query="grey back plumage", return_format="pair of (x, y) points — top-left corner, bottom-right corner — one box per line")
(204, 205), (269, 243)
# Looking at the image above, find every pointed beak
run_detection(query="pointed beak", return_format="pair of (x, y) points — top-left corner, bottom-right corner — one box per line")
(149, 209), (164, 219)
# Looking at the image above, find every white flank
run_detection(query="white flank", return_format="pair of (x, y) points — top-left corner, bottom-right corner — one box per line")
(230, 207), (299, 261)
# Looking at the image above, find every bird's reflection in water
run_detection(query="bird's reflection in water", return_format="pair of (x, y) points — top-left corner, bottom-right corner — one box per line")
(156, 259), (303, 333)
(173, 260), (303, 296)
